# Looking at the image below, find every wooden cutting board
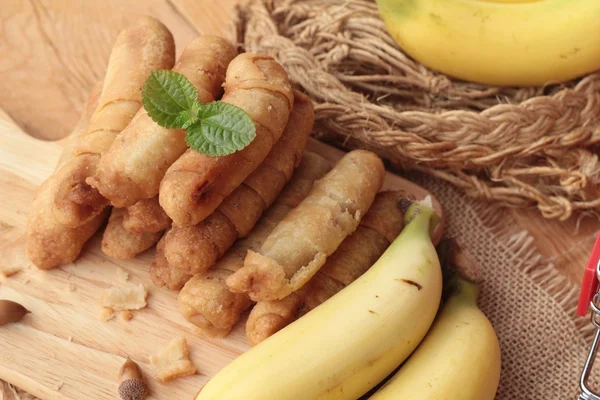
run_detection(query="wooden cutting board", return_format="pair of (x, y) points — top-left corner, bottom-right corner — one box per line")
(0, 112), (444, 400)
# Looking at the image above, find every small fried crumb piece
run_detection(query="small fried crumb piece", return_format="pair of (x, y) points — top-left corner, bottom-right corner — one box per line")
(100, 307), (115, 322)
(117, 267), (130, 283)
(149, 337), (197, 382)
(121, 311), (133, 321)
(0, 265), (23, 277)
(55, 381), (64, 391)
(100, 284), (147, 311)
(68, 283), (76, 292)
(67, 336), (72, 342)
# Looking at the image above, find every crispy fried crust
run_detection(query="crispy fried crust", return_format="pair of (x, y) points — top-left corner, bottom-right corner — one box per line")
(27, 180), (108, 270)
(159, 53), (294, 226)
(227, 150), (385, 301)
(162, 211), (239, 275)
(177, 153), (330, 337)
(53, 17), (175, 227)
(163, 92), (314, 275)
(89, 36), (237, 207)
(122, 197), (171, 234)
(246, 191), (405, 345)
(150, 234), (192, 290)
(27, 83), (106, 270)
(245, 288), (307, 346)
(101, 208), (162, 260)
(149, 338), (196, 382)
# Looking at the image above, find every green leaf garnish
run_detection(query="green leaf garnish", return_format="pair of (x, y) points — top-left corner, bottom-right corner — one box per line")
(175, 111), (197, 129)
(142, 70), (199, 129)
(185, 102), (256, 157)
(141, 71), (256, 156)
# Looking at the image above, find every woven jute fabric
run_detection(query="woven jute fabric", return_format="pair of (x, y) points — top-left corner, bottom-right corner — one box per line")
(236, 0), (600, 221)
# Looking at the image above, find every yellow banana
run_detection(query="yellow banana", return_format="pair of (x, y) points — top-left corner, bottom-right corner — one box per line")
(376, 0), (600, 86)
(369, 276), (501, 400)
(196, 200), (442, 400)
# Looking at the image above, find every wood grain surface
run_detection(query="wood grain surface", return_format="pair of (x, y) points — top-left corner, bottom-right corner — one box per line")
(0, 0), (233, 140)
(0, 0), (597, 398)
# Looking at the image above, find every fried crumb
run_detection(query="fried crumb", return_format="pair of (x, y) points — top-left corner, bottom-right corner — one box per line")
(121, 310), (133, 321)
(67, 336), (73, 342)
(99, 284), (147, 311)
(68, 283), (76, 292)
(98, 284), (147, 322)
(100, 307), (115, 322)
(55, 382), (64, 391)
(149, 337), (197, 382)
(116, 267), (130, 283)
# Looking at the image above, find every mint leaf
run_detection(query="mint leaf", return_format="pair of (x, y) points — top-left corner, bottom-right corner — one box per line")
(185, 102), (256, 157)
(174, 101), (203, 129)
(142, 70), (199, 128)
(175, 111), (199, 129)
(142, 71), (257, 156)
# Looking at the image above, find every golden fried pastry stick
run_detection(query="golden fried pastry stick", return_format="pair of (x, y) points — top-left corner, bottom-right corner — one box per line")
(246, 191), (406, 345)
(159, 53), (294, 226)
(101, 196), (171, 260)
(27, 83), (105, 269)
(89, 36), (237, 207)
(122, 197), (171, 234)
(150, 233), (193, 291)
(163, 92), (313, 276)
(101, 208), (163, 260)
(56, 83), (103, 170)
(52, 17), (175, 227)
(177, 153), (331, 337)
(227, 150), (385, 301)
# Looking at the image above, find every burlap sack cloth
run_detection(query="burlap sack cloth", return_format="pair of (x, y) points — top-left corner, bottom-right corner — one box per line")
(2, 2), (598, 399)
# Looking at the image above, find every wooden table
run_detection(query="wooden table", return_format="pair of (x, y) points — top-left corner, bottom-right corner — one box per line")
(0, 0), (598, 396)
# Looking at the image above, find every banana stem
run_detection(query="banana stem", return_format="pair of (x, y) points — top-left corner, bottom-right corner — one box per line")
(455, 278), (480, 305)
(437, 238), (482, 303)
(403, 198), (440, 238)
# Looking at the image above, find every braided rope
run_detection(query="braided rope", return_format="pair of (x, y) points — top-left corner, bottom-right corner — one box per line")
(237, 0), (600, 220)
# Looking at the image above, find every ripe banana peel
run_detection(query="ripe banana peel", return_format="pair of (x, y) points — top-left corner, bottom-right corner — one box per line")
(376, 0), (600, 86)
(196, 200), (442, 400)
(370, 277), (501, 400)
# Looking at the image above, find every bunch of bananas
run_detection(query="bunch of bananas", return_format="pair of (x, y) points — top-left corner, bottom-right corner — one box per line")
(196, 200), (501, 400)
(376, 0), (600, 86)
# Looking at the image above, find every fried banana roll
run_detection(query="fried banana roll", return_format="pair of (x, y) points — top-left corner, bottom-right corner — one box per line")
(177, 153), (331, 337)
(159, 53), (294, 226)
(227, 150), (385, 301)
(164, 92), (313, 275)
(89, 36), (237, 207)
(53, 17), (175, 227)
(246, 191), (406, 345)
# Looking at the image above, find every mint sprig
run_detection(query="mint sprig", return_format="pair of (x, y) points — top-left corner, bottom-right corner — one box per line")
(142, 70), (256, 157)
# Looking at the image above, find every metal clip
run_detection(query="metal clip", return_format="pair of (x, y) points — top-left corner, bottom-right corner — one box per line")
(579, 259), (600, 400)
